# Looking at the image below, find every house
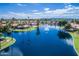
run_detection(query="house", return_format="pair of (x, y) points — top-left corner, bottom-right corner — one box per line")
(70, 23), (79, 29)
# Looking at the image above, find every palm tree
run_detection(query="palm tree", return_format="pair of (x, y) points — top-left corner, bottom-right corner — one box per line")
(45, 19), (47, 24)
(54, 21), (57, 28)
(37, 20), (40, 27)
(27, 16), (32, 31)
(0, 20), (13, 54)
(25, 17), (32, 45)
(64, 23), (72, 31)
(0, 18), (4, 21)
(41, 21), (44, 25)
(58, 21), (62, 30)
(12, 17), (16, 21)
(50, 21), (53, 26)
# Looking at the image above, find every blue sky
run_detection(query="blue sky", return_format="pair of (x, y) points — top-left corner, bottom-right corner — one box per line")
(0, 3), (79, 19)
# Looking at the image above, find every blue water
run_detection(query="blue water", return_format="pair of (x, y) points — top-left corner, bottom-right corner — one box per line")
(2, 25), (77, 56)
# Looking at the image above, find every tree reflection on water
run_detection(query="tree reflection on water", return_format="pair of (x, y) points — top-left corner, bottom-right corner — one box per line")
(36, 27), (40, 36)
(57, 31), (71, 39)
(26, 31), (32, 46)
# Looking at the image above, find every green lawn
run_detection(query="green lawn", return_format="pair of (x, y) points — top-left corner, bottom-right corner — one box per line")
(69, 32), (79, 55)
(0, 37), (16, 51)
(13, 26), (38, 32)
(60, 26), (79, 55)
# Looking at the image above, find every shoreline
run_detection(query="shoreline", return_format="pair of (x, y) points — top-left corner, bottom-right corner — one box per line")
(69, 32), (79, 56)
(13, 26), (39, 32)
(0, 37), (16, 51)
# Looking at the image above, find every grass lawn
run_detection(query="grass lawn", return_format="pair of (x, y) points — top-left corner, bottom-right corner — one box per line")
(13, 26), (38, 32)
(0, 37), (16, 51)
(69, 32), (79, 55)
(60, 26), (79, 55)
(60, 26), (65, 29)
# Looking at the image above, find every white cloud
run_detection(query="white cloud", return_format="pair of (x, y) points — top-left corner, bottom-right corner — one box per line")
(17, 3), (27, 6)
(4, 11), (30, 19)
(44, 8), (50, 11)
(44, 10), (53, 13)
(1, 4), (79, 19)
(33, 12), (42, 15)
(32, 10), (38, 12)
(9, 11), (27, 16)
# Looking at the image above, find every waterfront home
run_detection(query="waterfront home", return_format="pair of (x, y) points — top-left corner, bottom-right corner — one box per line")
(11, 23), (18, 28)
(70, 23), (79, 29)
(0, 21), (6, 28)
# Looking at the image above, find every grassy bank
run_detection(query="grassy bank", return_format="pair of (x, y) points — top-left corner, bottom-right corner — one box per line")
(0, 37), (16, 51)
(13, 26), (38, 32)
(69, 32), (79, 55)
(60, 26), (79, 55)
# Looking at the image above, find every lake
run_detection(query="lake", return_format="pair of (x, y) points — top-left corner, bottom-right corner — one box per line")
(0, 25), (77, 56)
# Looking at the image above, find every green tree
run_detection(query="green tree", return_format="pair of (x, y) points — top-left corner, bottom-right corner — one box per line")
(0, 18), (4, 21)
(64, 23), (71, 30)
(12, 17), (16, 20)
